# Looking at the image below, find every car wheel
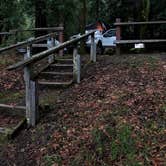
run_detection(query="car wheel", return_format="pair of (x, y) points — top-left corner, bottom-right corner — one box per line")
(96, 42), (104, 55)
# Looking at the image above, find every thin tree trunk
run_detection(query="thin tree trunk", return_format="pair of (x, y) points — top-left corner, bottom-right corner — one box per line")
(96, 0), (99, 20)
(34, 0), (47, 53)
(79, 0), (87, 53)
(35, 0), (47, 37)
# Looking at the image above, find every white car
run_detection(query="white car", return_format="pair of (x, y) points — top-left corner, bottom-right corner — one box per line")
(86, 29), (116, 54)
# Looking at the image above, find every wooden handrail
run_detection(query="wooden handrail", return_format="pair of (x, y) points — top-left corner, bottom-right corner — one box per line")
(0, 32), (13, 35)
(0, 32), (57, 53)
(114, 20), (166, 26)
(7, 30), (96, 71)
(10, 27), (64, 32)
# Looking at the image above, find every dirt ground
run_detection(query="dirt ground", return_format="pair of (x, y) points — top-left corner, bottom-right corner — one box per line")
(0, 53), (166, 166)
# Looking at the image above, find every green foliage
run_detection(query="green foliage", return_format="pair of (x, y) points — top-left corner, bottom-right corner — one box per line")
(0, 0), (25, 31)
(92, 124), (137, 163)
(71, 122), (141, 165)
(0, 0), (166, 43)
(43, 154), (62, 166)
(110, 125), (136, 161)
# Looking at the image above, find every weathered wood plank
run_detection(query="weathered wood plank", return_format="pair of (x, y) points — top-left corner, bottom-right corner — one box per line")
(32, 44), (48, 48)
(41, 71), (73, 75)
(38, 80), (73, 86)
(0, 118), (26, 144)
(0, 104), (26, 117)
(58, 23), (64, 56)
(114, 21), (166, 26)
(116, 18), (121, 40)
(90, 33), (96, 62)
(55, 58), (73, 62)
(115, 18), (121, 56)
(50, 64), (73, 67)
(15, 27), (64, 32)
(47, 37), (55, 64)
(24, 45), (38, 127)
(73, 46), (81, 83)
(115, 39), (166, 44)
(0, 104), (26, 110)
(0, 32), (13, 35)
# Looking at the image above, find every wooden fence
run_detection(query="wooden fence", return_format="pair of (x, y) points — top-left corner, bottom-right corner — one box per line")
(0, 30), (96, 127)
(0, 32), (57, 53)
(114, 18), (166, 55)
(0, 27), (64, 48)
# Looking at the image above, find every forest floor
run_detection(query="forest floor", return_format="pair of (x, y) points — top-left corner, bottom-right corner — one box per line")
(0, 52), (166, 166)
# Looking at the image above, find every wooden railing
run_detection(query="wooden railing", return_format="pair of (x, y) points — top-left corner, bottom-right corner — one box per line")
(0, 32), (57, 54)
(114, 18), (166, 55)
(1, 30), (96, 127)
(9, 27), (64, 32)
(0, 32), (13, 35)
(0, 27), (64, 50)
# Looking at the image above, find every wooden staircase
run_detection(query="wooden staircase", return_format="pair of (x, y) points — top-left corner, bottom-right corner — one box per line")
(38, 58), (74, 87)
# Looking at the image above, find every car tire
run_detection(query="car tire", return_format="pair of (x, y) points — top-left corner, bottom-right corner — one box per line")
(96, 42), (104, 55)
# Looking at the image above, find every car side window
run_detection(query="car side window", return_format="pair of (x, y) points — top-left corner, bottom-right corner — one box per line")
(104, 30), (116, 37)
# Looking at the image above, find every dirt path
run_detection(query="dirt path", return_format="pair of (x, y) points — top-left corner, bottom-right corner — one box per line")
(0, 54), (166, 166)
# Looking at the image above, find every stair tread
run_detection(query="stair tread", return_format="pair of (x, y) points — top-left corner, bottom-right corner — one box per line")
(55, 58), (73, 61)
(50, 64), (73, 67)
(41, 71), (73, 75)
(38, 80), (73, 85)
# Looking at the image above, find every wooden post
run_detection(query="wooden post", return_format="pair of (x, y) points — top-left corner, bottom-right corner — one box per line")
(73, 45), (80, 83)
(24, 44), (38, 126)
(59, 23), (64, 56)
(47, 36), (55, 63)
(90, 33), (96, 62)
(116, 18), (121, 56)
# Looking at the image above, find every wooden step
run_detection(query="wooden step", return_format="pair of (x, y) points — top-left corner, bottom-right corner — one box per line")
(55, 58), (73, 62)
(50, 64), (73, 67)
(55, 59), (73, 64)
(38, 80), (73, 86)
(0, 104), (25, 117)
(41, 71), (73, 76)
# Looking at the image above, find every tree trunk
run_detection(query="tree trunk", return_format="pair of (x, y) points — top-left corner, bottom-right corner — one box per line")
(35, 0), (47, 36)
(34, 0), (47, 53)
(140, 0), (150, 39)
(96, 0), (99, 20)
(79, 0), (87, 53)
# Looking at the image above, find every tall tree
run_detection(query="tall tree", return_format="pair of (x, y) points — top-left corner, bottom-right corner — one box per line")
(79, 0), (87, 53)
(35, 0), (47, 37)
(96, 0), (100, 20)
(140, 0), (151, 38)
